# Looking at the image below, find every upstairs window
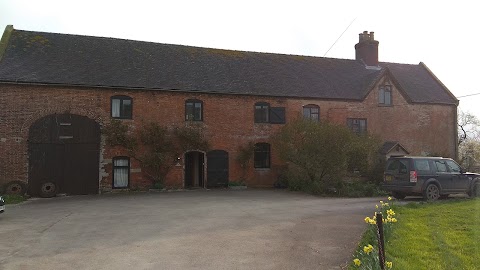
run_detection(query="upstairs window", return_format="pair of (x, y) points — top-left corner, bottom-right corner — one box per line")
(113, 157), (130, 188)
(347, 118), (367, 135)
(303, 104), (320, 121)
(379, 85), (392, 106)
(254, 143), (271, 168)
(185, 99), (203, 121)
(254, 102), (270, 123)
(111, 96), (133, 119)
(254, 102), (286, 124)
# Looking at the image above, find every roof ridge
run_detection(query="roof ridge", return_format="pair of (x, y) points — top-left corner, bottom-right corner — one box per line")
(13, 28), (362, 62)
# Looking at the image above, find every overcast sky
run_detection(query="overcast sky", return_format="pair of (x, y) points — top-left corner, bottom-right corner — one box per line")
(1, 0), (479, 116)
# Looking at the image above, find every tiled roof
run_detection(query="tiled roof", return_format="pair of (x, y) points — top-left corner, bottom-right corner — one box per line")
(0, 28), (457, 105)
(380, 141), (410, 155)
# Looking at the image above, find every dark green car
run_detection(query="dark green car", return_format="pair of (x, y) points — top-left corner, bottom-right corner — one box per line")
(382, 156), (480, 200)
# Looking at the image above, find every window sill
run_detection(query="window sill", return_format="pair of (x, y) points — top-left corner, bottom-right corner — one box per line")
(254, 167), (271, 171)
(111, 117), (133, 120)
(377, 104), (393, 107)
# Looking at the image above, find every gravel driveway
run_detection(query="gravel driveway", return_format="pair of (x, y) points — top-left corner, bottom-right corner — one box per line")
(0, 190), (381, 270)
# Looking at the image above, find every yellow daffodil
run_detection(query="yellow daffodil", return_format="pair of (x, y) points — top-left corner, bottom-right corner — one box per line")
(387, 209), (395, 216)
(388, 196), (392, 201)
(379, 201), (383, 204)
(353, 258), (361, 266)
(363, 244), (374, 254)
(375, 204), (379, 209)
(391, 218), (397, 223)
(386, 261), (393, 268)
(365, 217), (371, 223)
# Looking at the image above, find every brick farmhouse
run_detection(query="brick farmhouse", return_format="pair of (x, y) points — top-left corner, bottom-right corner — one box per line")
(0, 26), (458, 196)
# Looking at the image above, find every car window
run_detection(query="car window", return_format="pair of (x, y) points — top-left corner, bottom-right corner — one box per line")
(386, 159), (408, 174)
(414, 160), (431, 172)
(435, 160), (448, 173)
(445, 160), (461, 173)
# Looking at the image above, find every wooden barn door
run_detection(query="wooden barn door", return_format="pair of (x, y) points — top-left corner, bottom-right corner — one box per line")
(28, 114), (100, 197)
(207, 150), (229, 188)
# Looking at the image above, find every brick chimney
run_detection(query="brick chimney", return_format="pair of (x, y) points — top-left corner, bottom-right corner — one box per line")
(355, 31), (379, 66)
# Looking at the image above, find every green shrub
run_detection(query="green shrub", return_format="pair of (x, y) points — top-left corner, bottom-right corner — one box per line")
(273, 118), (381, 195)
(3, 194), (26, 204)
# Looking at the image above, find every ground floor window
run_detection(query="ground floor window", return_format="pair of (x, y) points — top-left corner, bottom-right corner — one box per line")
(113, 157), (129, 188)
(254, 143), (271, 168)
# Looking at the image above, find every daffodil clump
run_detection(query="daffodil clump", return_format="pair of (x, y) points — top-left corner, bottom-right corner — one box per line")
(352, 197), (397, 269)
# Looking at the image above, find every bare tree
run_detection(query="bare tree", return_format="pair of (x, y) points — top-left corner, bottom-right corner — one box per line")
(458, 110), (480, 145)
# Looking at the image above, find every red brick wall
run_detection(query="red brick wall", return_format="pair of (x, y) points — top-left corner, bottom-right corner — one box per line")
(0, 80), (457, 193)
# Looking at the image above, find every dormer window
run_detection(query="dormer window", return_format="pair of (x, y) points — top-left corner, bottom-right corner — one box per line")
(379, 85), (392, 106)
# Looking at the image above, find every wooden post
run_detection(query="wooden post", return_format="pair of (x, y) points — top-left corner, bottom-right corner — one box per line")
(376, 212), (386, 270)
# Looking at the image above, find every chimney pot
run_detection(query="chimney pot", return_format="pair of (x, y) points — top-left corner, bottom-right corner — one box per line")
(355, 31), (379, 66)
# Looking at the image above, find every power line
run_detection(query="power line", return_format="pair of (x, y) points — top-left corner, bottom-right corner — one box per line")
(457, 93), (480, 98)
(323, 18), (356, 57)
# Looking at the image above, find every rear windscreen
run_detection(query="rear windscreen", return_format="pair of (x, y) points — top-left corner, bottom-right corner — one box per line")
(386, 159), (409, 174)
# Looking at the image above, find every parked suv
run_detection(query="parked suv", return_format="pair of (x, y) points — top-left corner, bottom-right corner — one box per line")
(383, 156), (480, 200)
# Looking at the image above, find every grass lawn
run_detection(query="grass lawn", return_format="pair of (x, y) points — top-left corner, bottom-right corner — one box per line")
(387, 198), (480, 270)
(2, 194), (27, 204)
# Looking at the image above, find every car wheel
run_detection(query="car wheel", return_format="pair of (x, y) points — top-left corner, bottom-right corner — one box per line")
(39, 181), (57, 198)
(4, 181), (27, 195)
(423, 183), (440, 201)
(392, 192), (406, 200)
(471, 182), (480, 198)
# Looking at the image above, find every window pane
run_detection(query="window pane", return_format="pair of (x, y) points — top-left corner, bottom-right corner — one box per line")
(360, 120), (366, 133)
(186, 102), (194, 120)
(385, 91), (391, 105)
(122, 99), (132, 118)
(303, 107), (311, 118)
(303, 106), (319, 121)
(113, 158), (129, 188)
(255, 104), (269, 123)
(254, 143), (270, 168)
(446, 160), (461, 173)
(435, 161), (447, 172)
(379, 88), (385, 104)
(415, 160), (430, 172)
(114, 168), (129, 188)
(112, 99), (121, 117)
(194, 103), (202, 120)
(114, 159), (129, 166)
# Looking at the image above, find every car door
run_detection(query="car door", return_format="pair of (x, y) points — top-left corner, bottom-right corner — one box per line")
(433, 160), (451, 192)
(445, 159), (470, 192)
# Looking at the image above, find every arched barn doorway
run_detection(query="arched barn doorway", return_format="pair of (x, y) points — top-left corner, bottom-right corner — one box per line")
(28, 114), (100, 197)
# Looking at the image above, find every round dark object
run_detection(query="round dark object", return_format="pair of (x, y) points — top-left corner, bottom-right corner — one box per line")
(423, 183), (440, 201)
(39, 181), (57, 198)
(4, 181), (27, 195)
